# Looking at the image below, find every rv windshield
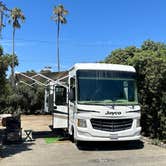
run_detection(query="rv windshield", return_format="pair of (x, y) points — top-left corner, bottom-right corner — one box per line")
(77, 70), (138, 105)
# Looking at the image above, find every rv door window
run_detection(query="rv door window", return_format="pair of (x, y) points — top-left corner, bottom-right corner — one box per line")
(55, 86), (67, 105)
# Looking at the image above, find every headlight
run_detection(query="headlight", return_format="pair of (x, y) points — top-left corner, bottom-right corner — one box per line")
(77, 119), (87, 128)
(136, 119), (140, 127)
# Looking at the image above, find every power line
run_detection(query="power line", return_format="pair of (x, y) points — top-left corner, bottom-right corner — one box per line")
(2, 38), (56, 44)
(16, 38), (56, 44)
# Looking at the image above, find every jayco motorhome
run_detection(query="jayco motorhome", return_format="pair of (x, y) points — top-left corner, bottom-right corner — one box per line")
(44, 63), (141, 142)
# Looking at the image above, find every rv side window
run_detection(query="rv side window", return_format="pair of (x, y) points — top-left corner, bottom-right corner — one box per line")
(70, 78), (75, 102)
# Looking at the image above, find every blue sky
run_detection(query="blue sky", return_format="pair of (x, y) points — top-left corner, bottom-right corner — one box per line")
(2, 0), (166, 72)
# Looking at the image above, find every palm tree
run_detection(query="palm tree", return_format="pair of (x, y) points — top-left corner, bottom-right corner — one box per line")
(8, 8), (25, 88)
(52, 4), (68, 72)
(0, 2), (11, 38)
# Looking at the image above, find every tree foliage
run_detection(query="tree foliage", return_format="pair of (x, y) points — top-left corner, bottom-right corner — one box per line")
(0, 5), (43, 115)
(0, 47), (18, 95)
(52, 4), (68, 24)
(0, 44), (44, 115)
(103, 40), (166, 140)
(0, 46), (14, 113)
(13, 84), (45, 114)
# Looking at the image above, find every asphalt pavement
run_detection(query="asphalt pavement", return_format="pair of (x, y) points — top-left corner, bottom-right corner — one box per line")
(0, 138), (166, 166)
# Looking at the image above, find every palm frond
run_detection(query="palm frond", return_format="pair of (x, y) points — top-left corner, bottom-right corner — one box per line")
(52, 4), (68, 25)
(60, 17), (67, 24)
(63, 10), (68, 15)
(9, 7), (25, 28)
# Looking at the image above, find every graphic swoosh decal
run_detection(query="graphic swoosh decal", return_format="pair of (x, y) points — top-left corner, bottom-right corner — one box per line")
(77, 109), (100, 113)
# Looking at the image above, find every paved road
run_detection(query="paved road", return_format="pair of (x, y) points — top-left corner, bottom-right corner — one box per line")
(0, 138), (166, 166)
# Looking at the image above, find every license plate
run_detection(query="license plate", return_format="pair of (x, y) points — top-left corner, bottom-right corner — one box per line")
(110, 134), (118, 140)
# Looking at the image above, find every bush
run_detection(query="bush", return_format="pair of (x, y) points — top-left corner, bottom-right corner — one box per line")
(103, 40), (166, 140)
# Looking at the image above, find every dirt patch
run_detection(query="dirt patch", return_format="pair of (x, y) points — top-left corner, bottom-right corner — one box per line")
(21, 115), (52, 132)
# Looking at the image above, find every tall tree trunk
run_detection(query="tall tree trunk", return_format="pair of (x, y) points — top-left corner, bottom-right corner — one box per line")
(11, 27), (15, 88)
(0, 6), (3, 39)
(57, 18), (60, 72)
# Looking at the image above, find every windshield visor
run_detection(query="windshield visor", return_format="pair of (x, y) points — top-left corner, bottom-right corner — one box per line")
(77, 70), (138, 105)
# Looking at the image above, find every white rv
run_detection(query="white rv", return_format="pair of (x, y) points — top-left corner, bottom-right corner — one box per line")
(45, 63), (141, 142)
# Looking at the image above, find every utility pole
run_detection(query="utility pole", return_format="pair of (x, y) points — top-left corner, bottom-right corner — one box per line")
(0, 1), (11, 38)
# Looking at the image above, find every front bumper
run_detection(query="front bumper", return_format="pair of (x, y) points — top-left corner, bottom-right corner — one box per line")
(75, 118), (141, 141)
(76, 127), (141, 141)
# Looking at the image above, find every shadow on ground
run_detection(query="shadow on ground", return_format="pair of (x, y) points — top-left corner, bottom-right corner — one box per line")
(0, 129), (69, 158)
(1, 128), (144, 158)
(0, 142), (34, 158)
(32, 129), (69, 141)
(32, 129), (144, 151)
(0, 128), (35, 158)
(76, 140), (144, 151)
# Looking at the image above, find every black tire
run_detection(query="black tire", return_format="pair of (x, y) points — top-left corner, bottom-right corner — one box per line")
(75, 140), (83, 149)
(75, 140), (80, 146)
(69, 127), (74, 143)
(2, 134), (7, 145)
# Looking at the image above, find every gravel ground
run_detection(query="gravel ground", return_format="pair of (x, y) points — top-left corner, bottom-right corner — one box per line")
(0, 115), (166, 166)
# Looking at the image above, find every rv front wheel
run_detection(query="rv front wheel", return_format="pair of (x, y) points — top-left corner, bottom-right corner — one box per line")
(69, 127), (74, 143)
